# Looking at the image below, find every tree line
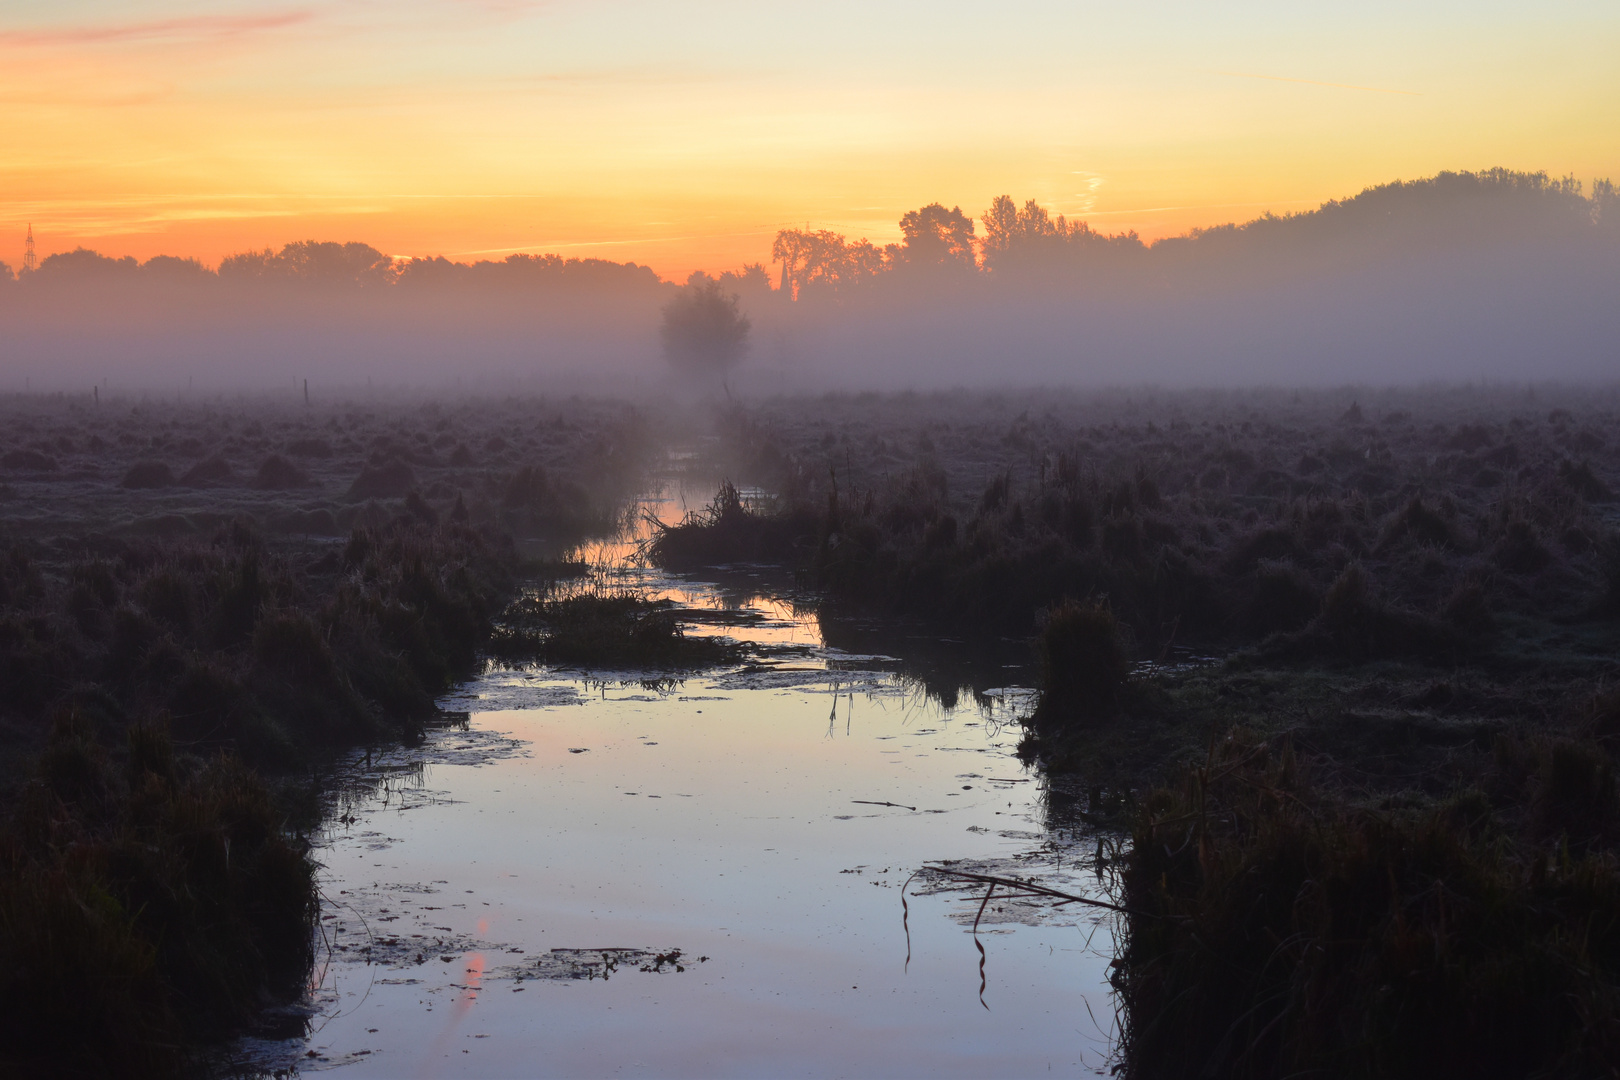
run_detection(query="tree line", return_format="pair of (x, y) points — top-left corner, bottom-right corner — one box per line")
(0, 243), (666, 296)
(3, 168), (1613, 301)
(769, 169), (1618, 301)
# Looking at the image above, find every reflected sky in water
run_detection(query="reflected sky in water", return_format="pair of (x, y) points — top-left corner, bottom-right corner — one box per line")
(232, 484), (1118, 1078)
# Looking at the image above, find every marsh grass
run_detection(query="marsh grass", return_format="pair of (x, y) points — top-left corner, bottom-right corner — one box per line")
(643, 479), (818, 568)
(0, 721), (316, 1079)
(488, 591), (741, 669)
(1029, 598), (1131, 733)
(1117, 727), (1620, 1078)
(0, 514), (515, 1074)
(0, 393), (659, 1069)
(688, 390), (1617, 660)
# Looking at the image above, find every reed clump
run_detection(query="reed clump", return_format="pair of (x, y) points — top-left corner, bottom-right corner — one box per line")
(1029, 598), (1131, 733)
(489, 592), (740, 669)
(1116, 729), (1620, 1079)
(0, 720), (316, 1079)
(689, 390), (1618, 661)
(644, 480), (818, 567)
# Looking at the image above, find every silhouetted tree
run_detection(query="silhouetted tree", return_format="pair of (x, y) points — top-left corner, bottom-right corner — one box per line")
(392, 252), (663, 293)
(1593, 178), (1617, 234)
(980, 195), (1145, 277)
(772, 229), (887, 299)
(660, 275), (750, 393)
(140, 255), (214, 283)
(896, 203), (976, 271)
(771, 230), (814, 295)
(717, 262), (774, 305)
(34, 248), (140, 281)
(219, 241), (395, 286)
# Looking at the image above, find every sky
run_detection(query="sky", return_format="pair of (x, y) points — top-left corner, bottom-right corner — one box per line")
(2, 0), (1617, 280)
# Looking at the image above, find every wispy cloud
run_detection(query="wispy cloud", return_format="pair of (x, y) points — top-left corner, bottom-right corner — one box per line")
(447, 226), (777, 257)
(1214, 70), (1422, 96)
(1078, 199), (1318, 218)
(0, 10), (314, 48)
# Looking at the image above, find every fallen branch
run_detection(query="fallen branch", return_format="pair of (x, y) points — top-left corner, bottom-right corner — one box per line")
(921, 866), (1175, 921)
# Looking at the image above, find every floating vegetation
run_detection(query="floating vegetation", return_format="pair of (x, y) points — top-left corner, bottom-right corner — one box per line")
(500, 947), (706, 982)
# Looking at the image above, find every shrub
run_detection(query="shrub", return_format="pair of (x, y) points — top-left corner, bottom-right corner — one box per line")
(2, 448), (58, 471)
(1242, 560), (1320, 635)
(253, 454), (308, 490)
(1118, 733), (1620, 1079)
(488, 593), (739, 669)
(347, 459), (416, 500)
(1494, 519), (1553, 574)
(1030, 598), (1129, 732)
(180, 456), (233, 486)
(120, 461), (174, 489)
(1559, 459), (1614, 502)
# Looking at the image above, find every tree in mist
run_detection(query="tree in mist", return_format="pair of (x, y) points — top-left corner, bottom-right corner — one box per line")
(1590, 178), (1616, 234)
(219, 241), (396, 287)
(896, 203), (976, 271)
(392, 252), (664, 294)
(980, 196), (1145, 276)
(980, 196), (1060, 270)
(771, 229), (885, 299)
(141, 255), (214, 283)
(771, 230), (814, 294)
(660, 275), (750, 392)
(716, 263), (775, 305)
(34, 248), (140, 281)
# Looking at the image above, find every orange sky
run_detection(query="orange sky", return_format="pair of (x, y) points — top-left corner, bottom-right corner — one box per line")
(2, 1), (1617, 280)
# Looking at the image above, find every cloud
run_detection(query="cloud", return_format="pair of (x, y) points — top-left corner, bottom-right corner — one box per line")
(0, 10), (314, 48)
(1213, 71), (1422, 96)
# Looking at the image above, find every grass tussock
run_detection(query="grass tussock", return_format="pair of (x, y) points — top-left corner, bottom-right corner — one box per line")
(1117, 728), (1620, 1079)
(1029, 598), (1131, 734)
(643, 479), (818, 568)
(0, 720), (315, 1078)
(682, 390), (1618, 661)
(489, 592), (740, 669)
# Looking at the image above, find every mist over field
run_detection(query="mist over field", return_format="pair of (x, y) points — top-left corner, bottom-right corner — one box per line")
(2, 168), (1616, 392)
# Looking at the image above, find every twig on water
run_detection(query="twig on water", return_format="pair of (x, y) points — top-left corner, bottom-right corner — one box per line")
(926, 866), (1172, 921)
(972, 881), (996, 1010)
(852, 799), (918, 811)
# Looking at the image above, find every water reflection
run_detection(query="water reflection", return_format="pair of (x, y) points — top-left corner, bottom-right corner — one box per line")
(221, 480), (1121, 1078)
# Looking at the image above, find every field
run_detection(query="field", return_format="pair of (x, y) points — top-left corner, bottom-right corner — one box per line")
(4, 384), (1620, 1075)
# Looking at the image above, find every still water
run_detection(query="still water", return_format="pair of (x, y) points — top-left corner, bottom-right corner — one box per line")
(235, 485), (1122, 1077)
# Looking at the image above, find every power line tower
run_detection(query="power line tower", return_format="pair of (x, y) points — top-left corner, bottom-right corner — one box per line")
(23, 224), (37, 273)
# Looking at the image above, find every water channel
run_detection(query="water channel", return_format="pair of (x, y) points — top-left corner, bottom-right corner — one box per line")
(231, 481), (1123, 1077)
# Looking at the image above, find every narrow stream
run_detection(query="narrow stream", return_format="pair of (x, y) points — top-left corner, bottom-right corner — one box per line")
(231, 482), (1123, 1078)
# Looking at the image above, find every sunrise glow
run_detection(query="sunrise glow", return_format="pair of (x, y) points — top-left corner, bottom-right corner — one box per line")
(1, 0), (1617, 278)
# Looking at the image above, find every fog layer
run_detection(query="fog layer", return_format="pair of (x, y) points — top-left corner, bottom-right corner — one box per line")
(2, 169), (1615, 391)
